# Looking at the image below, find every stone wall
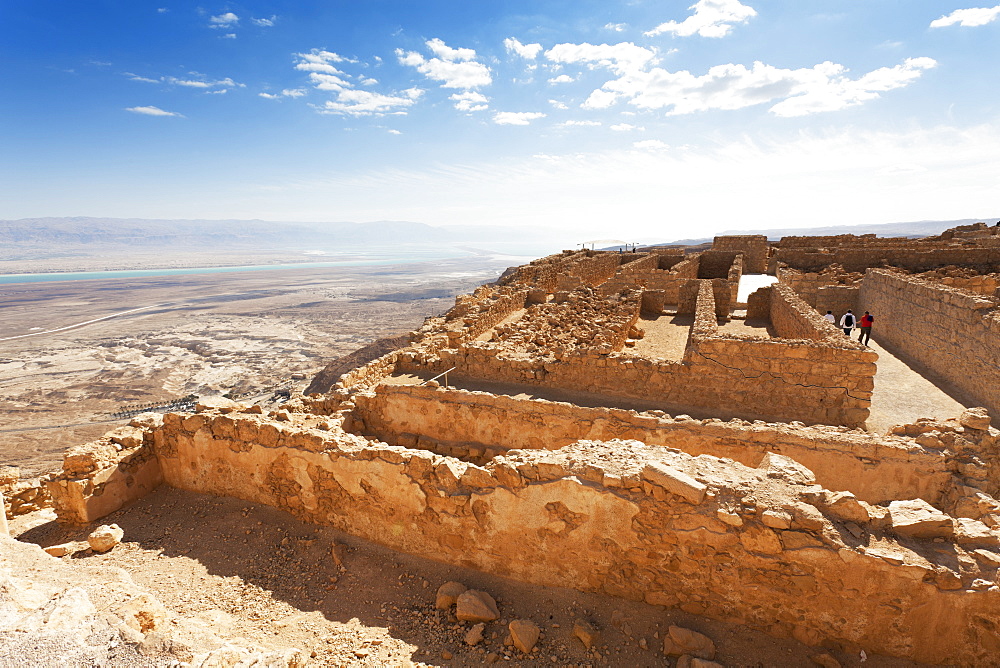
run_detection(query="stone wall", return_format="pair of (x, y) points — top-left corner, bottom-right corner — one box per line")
(596, 253), (700, 305)
(50, 410), (1000, 666)
(713, 235), (769, 273)
(555, 252), (622, 290)
(1, 466), (52, 519)
(697, 251), (738, 279)
(768, 283), (844, 341)
(772, 246), (1000, 274)
(776, 266), (862, 308)
(352, 383), (953, 505)
(859, 270), (1000, 424)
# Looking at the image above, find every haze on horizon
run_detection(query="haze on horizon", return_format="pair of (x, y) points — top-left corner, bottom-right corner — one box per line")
(3, 1), (999, 241)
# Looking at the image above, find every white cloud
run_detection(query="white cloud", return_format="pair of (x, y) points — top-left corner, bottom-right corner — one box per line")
(166, 76), (243, 89)
(294, 50), (350, 75)
(560, 120), (602, 127)
(221, 33), (236, 39)
(549, 99), (569, 110)
(493, 111), (546, 125)
(206, 89), (227, 95)
(388, 129), (402, 135)
(611, 123), (643, 131)
(426, 37), (477, 61)
(209, 12), (239, 26)
(126, 105), (182, 117)
(260, 89), (306, 100)
(126, 72), (160, 83)
(605, 23), (627, 32)
(646, 0), (756, 38)
(315, 88), (423, 116)
(397, 39), (492, 89)
(633, 139), (669, 150)
(450, 91), (489, 112)
(157, 7), (168, 13)
(544, 42), (657, 76)
(252, 15), (277, 27)
(582, 57), (937, 116)
(548, 74), (575, 84)
(504, 37), (543, 60)
(308, 73), (353, 90)
(359, 76), (378, 86)
(930, 5), (1000, 27)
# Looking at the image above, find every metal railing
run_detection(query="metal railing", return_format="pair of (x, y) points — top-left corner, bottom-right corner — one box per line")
(420, 366), (456, 388)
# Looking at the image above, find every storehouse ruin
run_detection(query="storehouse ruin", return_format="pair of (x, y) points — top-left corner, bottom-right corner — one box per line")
(19, 222), (1000, 664)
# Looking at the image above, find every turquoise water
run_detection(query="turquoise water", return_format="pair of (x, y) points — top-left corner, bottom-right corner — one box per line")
(0, 241), (566, 285)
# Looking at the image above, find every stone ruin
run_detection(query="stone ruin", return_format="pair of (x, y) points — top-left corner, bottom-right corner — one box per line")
(8, 224), (1000, 665)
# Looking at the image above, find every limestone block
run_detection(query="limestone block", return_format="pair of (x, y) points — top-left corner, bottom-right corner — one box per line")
(509, 619), (540, 652)
(821, 491), (870, 524)
(758, 452), (816, 485)
(43, 543), (74, 557)
(790, 503), (827, 532)
(435, 581), (467, 610)
(456, 590), (500, 622)
(761, 510), (792, 529)
(888, 499), (954, 539)
(88, 524), (124, 553)
(739, 525), (782, 555)
(642, 462), (706, 504)
(954, 518), (1000, 547)
(960, 407), (992, 431)
(662, 625), (716, 659)
(573, 619), (600, 649)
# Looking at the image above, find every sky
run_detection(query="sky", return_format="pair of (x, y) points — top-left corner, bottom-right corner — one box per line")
(2, 1), (1000, 240)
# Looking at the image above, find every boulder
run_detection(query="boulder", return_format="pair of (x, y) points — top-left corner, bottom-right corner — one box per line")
(573, 619), (600, 649)
(759, 452), (816, 485)
(821, 491), (870, 524)
(662, 625), (716, 659)
(435, 581), (467, 610)
(509, 619), (540, 653)
(960, 407), (992, 431)
(465, 622), (485, 646)
(642, 462), (706, 504)
(87, 524), (124, 553)
(888, 499), (954, 539)
(455, 590), (500, 623)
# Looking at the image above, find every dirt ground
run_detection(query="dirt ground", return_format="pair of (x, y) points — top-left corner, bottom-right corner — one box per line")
(0, 257), (510, 476)
(8, 488), (923, 668)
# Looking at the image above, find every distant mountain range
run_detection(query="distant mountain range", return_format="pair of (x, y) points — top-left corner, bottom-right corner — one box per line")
(661, 217), (999, 246)
(0, 217), (566, 248)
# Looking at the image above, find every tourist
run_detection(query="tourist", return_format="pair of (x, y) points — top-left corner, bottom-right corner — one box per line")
(823, 310), (836, 325)
(858, 311), (874, 345)
(839, 310), (856, 335)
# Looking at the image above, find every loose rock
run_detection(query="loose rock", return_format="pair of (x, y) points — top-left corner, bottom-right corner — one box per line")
(573, 619), (600, 649)
(436, 581), (467, 610)
(465, 622), (485, 646)
(662, 625), (716, 660)
(456, 590), (500, 622)
(87, 524), (124, 553)
(509, 619), (540, 653)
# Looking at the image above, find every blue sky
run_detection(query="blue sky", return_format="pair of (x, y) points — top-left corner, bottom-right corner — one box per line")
(3, 1), (999, 240)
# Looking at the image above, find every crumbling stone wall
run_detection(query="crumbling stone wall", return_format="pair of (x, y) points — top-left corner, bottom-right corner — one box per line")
(598, 253), (701, 305)
(776, 266), (862, 308)
(1, 467), (52, 519)
(352, 383), (953, 504)
(767, 283), (843, 341)
(772, 245), (1000, 274)
(554, 252), (621, 291)
(859, 269), (1000, 424)
(713, 235), (769, 273)
(916, 267), (1000, 299)
(51, 410), (1000, 666)
(697, 251), (738, 279)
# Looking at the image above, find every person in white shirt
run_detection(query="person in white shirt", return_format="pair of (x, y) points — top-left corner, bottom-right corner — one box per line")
(824, 310), (836, 325)
(839, 310), (856, 335)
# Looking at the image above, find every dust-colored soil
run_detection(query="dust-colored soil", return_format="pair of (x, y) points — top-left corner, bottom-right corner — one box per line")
(9, 488), (922, 668)
(629, 314), (693, 361)
(0, 258), (510, 476)
(716, 317), (774, 339)
(866, 338), (972, 435)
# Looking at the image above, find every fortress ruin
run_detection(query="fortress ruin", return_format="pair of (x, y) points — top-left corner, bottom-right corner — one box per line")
(9, 222), (1000, 665)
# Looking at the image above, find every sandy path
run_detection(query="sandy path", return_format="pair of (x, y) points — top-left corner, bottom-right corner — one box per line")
(867, 338), (971, 434)
(630, 314), (692, 361)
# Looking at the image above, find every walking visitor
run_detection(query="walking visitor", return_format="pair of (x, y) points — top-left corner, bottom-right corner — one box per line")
(858, 311), (874, 345)
(839, 310), (856, 335)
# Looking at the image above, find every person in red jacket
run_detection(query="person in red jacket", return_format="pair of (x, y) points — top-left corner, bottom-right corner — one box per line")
(858, 311), (874, 345)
